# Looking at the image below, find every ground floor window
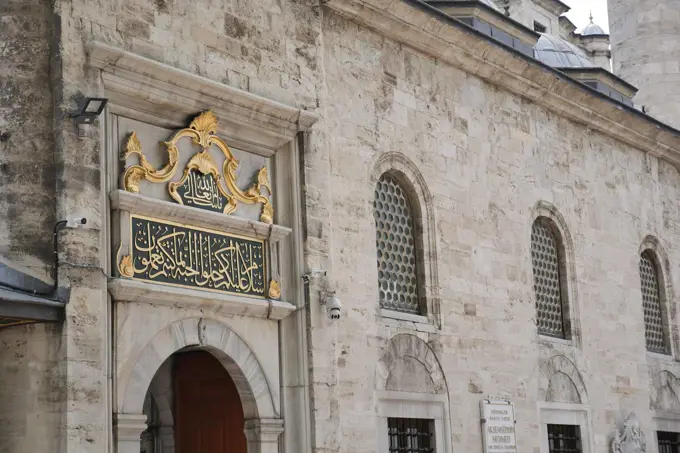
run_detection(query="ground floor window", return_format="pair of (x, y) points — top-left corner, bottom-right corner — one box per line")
(659, 431), (680, 453)
(547, 424), (582, 453)
(387, 418), (434, 453)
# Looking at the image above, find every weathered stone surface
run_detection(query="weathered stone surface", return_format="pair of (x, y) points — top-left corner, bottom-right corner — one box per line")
(609, 0), (680, 129)
(3, 0), (680, 453)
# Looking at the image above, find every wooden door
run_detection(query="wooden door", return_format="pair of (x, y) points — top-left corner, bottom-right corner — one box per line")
(174, 351), (246, 453)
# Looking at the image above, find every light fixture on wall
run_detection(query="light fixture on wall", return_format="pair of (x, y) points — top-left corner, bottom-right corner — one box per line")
(72, 97), (108, 125)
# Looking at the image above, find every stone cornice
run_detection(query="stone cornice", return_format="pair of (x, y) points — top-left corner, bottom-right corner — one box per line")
(110, 190), (292, 244)
(108, 278), (296, 320)
(324, 0), (680, 168)
(88, 42), (318, 156)
(532, 0), (570, 16)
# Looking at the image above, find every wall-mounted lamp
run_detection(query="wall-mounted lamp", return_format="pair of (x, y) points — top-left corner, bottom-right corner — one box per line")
(72, 97), (108, 125)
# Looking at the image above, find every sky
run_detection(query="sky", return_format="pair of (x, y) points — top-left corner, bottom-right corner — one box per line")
(562, 0), (609, 33)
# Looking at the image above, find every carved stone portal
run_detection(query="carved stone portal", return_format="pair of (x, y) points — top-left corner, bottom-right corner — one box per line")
(611, 412), (646, 453)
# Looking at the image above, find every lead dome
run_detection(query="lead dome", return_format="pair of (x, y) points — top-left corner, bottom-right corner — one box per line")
(533, 33), (595, 68)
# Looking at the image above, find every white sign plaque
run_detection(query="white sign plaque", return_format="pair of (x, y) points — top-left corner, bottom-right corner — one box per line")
(480, 399), (517, 453)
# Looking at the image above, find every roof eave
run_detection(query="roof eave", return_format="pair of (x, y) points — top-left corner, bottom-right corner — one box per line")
(324, 0), (680, 168)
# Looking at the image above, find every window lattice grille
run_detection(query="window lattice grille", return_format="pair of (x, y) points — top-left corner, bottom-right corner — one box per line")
(531, 219), (566, 338)
(388, 418), (434, 453)
(640, 252), (667, 353)
(658, 431), (680, 453)
(547, 424), (582, 453)
(374, 174), (420, 313)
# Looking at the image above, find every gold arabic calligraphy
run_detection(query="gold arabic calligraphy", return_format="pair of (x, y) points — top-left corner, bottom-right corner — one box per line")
(176, 169), (227, 212)
(129, 216), (265, 296)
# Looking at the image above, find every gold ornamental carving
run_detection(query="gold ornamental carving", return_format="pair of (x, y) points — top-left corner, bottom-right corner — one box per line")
(268, 279), (281, 300)
(121, 111), (274, 223)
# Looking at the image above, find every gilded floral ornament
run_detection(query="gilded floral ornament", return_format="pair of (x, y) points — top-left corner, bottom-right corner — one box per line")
(120, 110), (274, 223)
(268, 280), (281, 300)
(118, 255), (134, 278)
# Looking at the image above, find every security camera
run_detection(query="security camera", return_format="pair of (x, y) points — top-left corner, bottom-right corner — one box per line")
(326, 293), (342, 320)
(66, 217), (87, 228)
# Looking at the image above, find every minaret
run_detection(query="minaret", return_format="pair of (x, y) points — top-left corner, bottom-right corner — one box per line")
(609, 0), (680, 128)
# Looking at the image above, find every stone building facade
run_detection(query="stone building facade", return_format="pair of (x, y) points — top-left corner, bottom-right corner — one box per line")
(2, 1), (680, 453)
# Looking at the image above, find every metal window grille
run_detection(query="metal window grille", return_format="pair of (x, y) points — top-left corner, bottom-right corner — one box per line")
(387, 418), (435, 453)
(531, 219), (566, 338)
(658, 431), (680, 453)
(374, 174), (420, 313)
(547, 424), (582, 453)
(640, 252), (668, 353)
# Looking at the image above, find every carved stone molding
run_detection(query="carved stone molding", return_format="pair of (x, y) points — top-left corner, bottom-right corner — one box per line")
(108, 278), (295, 320)
(611, 412), (647, 453)
(110, 190), (291, 244)
(244, 419), (284, 453)
(115, 413), (148, 453)
(88, 41), (318, 156)
(325, 0), (680, 168)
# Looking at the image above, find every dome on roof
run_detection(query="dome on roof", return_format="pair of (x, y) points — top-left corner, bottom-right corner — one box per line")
(581, 13), (607, 36)
(533, 34), (595, 68)
(582, 22), (607, 36)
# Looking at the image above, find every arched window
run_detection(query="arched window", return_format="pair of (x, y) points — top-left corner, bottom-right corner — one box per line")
(531, 217), (569, 338)
(640, 251), (669, 354)
(374, 173), (421, 314)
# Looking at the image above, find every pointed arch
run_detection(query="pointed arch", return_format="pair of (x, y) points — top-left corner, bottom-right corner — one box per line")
(531, 201), (581, 346)
(371, 152), (440, 325)
(653, 370), (680, 411)
(639, 235), (673, 355)
(375, 333), (448, 394)
(544, 355), (588, 404)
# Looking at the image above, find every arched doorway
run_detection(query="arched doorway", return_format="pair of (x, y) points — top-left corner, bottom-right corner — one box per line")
(141, 350), (247, 453)
(115, 318), (282, 453)
(174, 351), (246, 453)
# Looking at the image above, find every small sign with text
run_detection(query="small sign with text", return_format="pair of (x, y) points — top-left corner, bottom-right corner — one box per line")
(480, 399), (517, 453)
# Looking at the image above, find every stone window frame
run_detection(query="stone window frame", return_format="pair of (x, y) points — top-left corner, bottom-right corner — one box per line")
(538, 402), (593, 453)
(376, 391), (451, 453)
(370, 153), (440, 329)
(531, 202), (581, 348)
(654, 412), (680, 441)
(639, 236), (676, 359)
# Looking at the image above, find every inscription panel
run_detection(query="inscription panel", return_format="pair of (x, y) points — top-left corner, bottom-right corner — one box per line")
(480, 399), (517, 453)
(129, 215), (266, 297)
(172, 168), (230, 213)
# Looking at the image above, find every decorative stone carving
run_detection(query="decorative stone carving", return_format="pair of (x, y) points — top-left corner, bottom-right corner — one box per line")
(611, 412), (646, 453)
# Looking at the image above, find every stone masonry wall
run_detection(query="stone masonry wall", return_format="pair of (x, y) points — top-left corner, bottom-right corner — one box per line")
(42, 0), (326, 452)
(0, 2), (65, 452)
(0, 324), (64, 453)
(307, 8), (680, 453)
(0, 0), (56, 281)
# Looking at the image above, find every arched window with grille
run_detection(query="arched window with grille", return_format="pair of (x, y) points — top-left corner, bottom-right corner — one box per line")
(531, 217), (570, 339)
(374, 172), (422, 314)
(640, 250), (669, 354)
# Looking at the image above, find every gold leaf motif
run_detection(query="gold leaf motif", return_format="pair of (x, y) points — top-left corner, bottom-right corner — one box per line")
(189, 110), (218, 135)
(121, 132), (142, 160)
(257, 167), (272, 194)
(192, 150), (220, 176)
(123, 167), (145, 193)
(260, 201), (274, 225)
(268, 280), (281, 300)
(120, 110), (275, 223)
(118, 255), (134, 278)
